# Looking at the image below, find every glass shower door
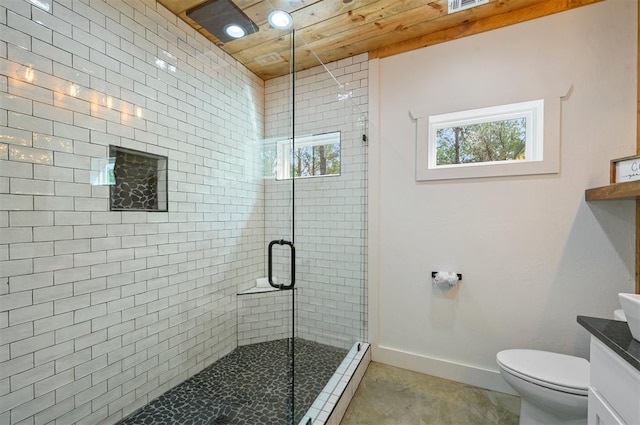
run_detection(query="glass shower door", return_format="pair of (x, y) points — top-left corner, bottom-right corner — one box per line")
(261, 21), (368, 425)
(288, 31), (368, 424)
(257, 24), (299, 424)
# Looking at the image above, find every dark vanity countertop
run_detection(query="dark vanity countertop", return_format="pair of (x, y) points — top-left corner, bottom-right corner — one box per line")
(577, 315), (640, 372)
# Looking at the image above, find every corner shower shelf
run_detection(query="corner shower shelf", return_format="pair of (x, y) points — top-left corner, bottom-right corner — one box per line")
(585, 181), (640, 201)
(238, 286), (280, 295)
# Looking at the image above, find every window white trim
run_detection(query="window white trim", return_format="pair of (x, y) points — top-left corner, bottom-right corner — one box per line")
(415, 97), (562, 181)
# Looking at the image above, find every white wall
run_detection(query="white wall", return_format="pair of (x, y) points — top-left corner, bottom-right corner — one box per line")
(0, 0), (264, 423)
(369, 0), (637, 393)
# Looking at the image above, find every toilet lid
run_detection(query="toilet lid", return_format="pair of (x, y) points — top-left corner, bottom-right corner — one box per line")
(497, 349), (589, 392)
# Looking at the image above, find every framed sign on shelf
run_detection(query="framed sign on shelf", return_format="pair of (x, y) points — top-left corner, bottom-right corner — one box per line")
(611, 155), (640, 183)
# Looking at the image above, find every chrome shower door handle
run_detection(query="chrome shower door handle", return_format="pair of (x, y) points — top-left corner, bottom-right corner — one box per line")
(268, 239), (295, 289)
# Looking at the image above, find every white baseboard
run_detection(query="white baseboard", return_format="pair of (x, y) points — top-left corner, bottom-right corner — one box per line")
(372, 344), (517, 396)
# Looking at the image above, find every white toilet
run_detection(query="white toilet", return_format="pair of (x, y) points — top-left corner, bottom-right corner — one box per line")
(496, 349), (589, 425)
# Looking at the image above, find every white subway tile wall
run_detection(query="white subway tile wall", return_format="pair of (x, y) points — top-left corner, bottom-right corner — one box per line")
(264, 54), (368, 349)
(1, 0), (369, 423)
(0, 0), (266, 423)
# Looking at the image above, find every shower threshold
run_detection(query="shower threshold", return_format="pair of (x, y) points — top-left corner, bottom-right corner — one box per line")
(116, 338), (360, 424)
(300, 341), (370, 425)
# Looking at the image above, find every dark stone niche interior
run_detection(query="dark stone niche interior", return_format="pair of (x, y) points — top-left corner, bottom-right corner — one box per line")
(109, 146), (167, 211)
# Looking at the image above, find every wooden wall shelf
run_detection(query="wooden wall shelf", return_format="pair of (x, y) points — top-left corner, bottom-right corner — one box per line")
(585, 181), (640, 201)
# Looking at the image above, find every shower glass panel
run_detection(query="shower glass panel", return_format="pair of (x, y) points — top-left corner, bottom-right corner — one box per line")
(208, 11), (368, 423)
(293, 32), (367, 424)
(262, 28), (368, 424)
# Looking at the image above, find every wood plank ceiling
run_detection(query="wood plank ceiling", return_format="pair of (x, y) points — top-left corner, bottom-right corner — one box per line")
(157, 0), (603, 80)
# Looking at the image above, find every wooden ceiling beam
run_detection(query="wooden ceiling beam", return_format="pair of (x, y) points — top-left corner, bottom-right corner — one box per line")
(369, 0), (604, 59)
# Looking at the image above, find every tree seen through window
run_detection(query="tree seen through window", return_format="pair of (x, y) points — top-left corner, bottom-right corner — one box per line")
(291, 143), (340, 177)
(436, 117), (526, 166)
(265, 131), (341, 180)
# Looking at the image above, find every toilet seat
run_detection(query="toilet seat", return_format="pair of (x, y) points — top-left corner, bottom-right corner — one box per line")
(497, 349), (589, 396)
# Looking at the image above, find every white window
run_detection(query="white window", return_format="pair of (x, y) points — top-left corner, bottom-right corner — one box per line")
(276, 131), (341, 180)
(429, 100), (543, 168)
(415, 98), (560, 181)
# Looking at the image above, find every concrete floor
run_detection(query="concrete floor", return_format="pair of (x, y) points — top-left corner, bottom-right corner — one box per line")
(340, 362), (520, 425)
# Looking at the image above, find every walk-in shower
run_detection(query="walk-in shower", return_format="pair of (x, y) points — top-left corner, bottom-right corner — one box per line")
(116, 10), (369, 425)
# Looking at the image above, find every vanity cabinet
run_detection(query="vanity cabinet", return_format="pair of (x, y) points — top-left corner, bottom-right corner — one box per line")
(587, 337), (640, 425)
(589, 387), (624, 425)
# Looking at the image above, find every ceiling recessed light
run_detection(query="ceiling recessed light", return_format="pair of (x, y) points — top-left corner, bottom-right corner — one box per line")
(225, 24), (246, 39)
(268, 10), (293, 30)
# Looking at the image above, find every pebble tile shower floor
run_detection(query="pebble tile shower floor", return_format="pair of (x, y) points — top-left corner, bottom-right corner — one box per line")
(117, 338), (348, 425)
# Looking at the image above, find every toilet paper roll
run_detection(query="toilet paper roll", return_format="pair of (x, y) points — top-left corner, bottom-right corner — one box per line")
(432, 271), (459, 288)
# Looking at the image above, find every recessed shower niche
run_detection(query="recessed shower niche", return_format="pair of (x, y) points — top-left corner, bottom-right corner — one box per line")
(108, 146), (168, 211)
